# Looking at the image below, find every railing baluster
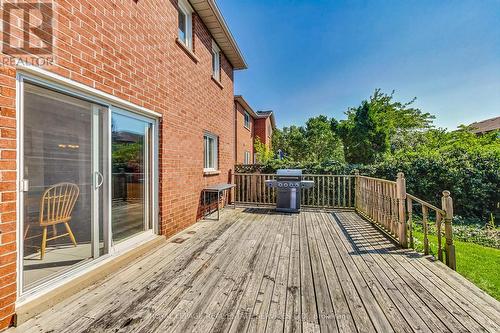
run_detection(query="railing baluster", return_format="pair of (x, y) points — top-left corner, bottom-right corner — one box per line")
(348, 176), (352, 208)
(316, 175), (319, 207)
(343, 176), (346, 208)
(422, 205), (429, 255)
(333, 176), (336, 207)
(436, 211), (443, 262)
(322, 176), (325, 207)
(337, 176), (341, 209)
(407, 197), (413, 248)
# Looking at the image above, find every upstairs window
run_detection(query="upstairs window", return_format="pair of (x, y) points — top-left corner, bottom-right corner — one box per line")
(244, 111), (250, 129)
(204, 132), (218, 171)
(212, 40), (221, 81)
(178, 0), (193, 49)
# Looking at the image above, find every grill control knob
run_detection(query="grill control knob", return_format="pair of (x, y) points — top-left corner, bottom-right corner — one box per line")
(278, 183), (283, 188)
(284, 183), (289, 187)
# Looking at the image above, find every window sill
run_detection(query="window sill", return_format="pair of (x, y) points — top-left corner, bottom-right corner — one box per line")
(176, 38), (199, 63)
(244, 125), (251, 131)
(211, 76), (224, 89)
(203, 169), (221, 176)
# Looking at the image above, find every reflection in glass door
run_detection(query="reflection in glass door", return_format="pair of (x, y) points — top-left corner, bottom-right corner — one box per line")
(22, 83), (106, 290)
(111, 112), (152, 243)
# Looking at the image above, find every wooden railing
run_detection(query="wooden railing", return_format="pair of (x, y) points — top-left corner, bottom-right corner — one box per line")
(233, 173), (355, 209)
(354, 171), (455, 270)
(233, 171), (456, 270)
(234, 173), (276, 205)
(354, 174), (404, 245)
(406, 191), (456, 270)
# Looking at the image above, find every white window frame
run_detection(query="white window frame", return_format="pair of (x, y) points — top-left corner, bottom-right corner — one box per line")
(204, 132), (218, 171)
(178, 0), (193, 50)
(244, 111), (250, 129)
(212, 40), (221, 81)
(15, 67), (161, 305)
(244, 151), (251, 164)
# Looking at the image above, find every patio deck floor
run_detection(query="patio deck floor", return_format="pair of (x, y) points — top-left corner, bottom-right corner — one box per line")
(10, 208), (500, 333)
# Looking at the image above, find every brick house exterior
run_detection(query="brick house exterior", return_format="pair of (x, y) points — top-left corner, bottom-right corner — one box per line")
(234, 96), (276, 164)
(0, 0), (246, 329)
(254, 111), (275, 148)
(234, 95), (255, 164)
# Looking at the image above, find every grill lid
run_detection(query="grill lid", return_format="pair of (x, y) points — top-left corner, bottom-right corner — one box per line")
(276, 169), (303, 176)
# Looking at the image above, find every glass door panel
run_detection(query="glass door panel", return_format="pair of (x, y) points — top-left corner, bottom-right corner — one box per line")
(111, 112), (152, 243)
(22, 83), (106, 290)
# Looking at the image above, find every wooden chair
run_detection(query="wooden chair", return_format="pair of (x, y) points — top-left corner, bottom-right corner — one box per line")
(24, 183), (80, 259)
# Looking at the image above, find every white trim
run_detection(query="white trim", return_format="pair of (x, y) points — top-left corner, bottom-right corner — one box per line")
(244, 111), (250, 129)
(211, 40), (221, 82)
(15, 73), (161, 305)
(15, 63), (162, 118)
(244, 151), (251, 164)
(15, 72), (24, 300)
(17, 233), (160, 306)
(178, 0), (193, 13)
(203, 132), (218, 171)
(178, 0), (193, 50)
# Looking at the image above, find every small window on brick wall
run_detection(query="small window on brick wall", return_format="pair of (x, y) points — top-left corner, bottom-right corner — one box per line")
(178, 0), (193, 50)
(204, 132), (218, 171)
(244, 151), (251, 164)
(244, 111), (250, 129)
(212, 40), (221, 81)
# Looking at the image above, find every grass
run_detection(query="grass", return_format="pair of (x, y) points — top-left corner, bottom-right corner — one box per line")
(412, 230), (500, 301)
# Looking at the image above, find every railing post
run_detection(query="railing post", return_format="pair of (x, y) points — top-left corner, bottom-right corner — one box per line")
(353, 170), (359, 210)
(230, 169), (235, 205)
(396, 172), (407, 248)
(442, 190), (456, 270)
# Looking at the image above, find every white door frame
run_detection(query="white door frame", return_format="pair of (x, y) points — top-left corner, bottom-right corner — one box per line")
(15, 70), (160, 305)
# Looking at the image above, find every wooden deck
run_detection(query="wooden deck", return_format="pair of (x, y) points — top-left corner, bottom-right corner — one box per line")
(11, 208), (500, 333)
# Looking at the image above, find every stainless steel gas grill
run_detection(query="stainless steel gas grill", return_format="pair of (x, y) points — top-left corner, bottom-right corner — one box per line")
(265, 169), (315, 213)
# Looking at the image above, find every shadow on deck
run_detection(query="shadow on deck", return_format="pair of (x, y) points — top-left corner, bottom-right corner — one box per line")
(10, 208), (500, 333)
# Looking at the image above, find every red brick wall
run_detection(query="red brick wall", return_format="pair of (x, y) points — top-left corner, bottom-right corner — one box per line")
(0, 0), (236, 329)
(254, 117), (272, 147)
(235, 101), (254, 164)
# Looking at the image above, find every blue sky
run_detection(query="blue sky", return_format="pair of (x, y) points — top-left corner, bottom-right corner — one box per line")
(218, 0), (500, 129)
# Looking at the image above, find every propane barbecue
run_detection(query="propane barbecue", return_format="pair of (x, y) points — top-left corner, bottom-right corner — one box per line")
(265, 169), (314, 213)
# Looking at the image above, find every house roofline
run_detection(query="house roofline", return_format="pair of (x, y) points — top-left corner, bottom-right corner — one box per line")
(256, 110), (276, 129)
(234, 96), (277, 129)
(190, 0), (247, 70)
(469, 116), (500, 133)
(234, 95), (258, 118)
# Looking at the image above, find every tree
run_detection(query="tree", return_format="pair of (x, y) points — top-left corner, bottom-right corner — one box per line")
(272, 125), (307, 161)
(254, 137), (274, 163)
(337, 89), (434, 164)
(272, 116), (343, 163)
(304, 115), (344, 163)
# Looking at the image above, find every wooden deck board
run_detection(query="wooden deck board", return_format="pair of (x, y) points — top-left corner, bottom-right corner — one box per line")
(9, 208), (500, 333)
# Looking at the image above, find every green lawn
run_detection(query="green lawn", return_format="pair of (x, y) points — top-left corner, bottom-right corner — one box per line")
(412, 230), (500, 301)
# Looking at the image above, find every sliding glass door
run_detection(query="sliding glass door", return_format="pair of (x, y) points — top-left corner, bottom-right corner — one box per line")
(111, 110), (153, 243)
(22, 83), (107, 290)
(20, 78), (157, 294)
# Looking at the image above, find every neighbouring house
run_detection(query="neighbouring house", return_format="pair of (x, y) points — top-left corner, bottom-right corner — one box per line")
(469, 116), (500, 134)
(234, 96), (276, 164)
(0, 0), (247, 329)
(254, 110), (276, 149)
